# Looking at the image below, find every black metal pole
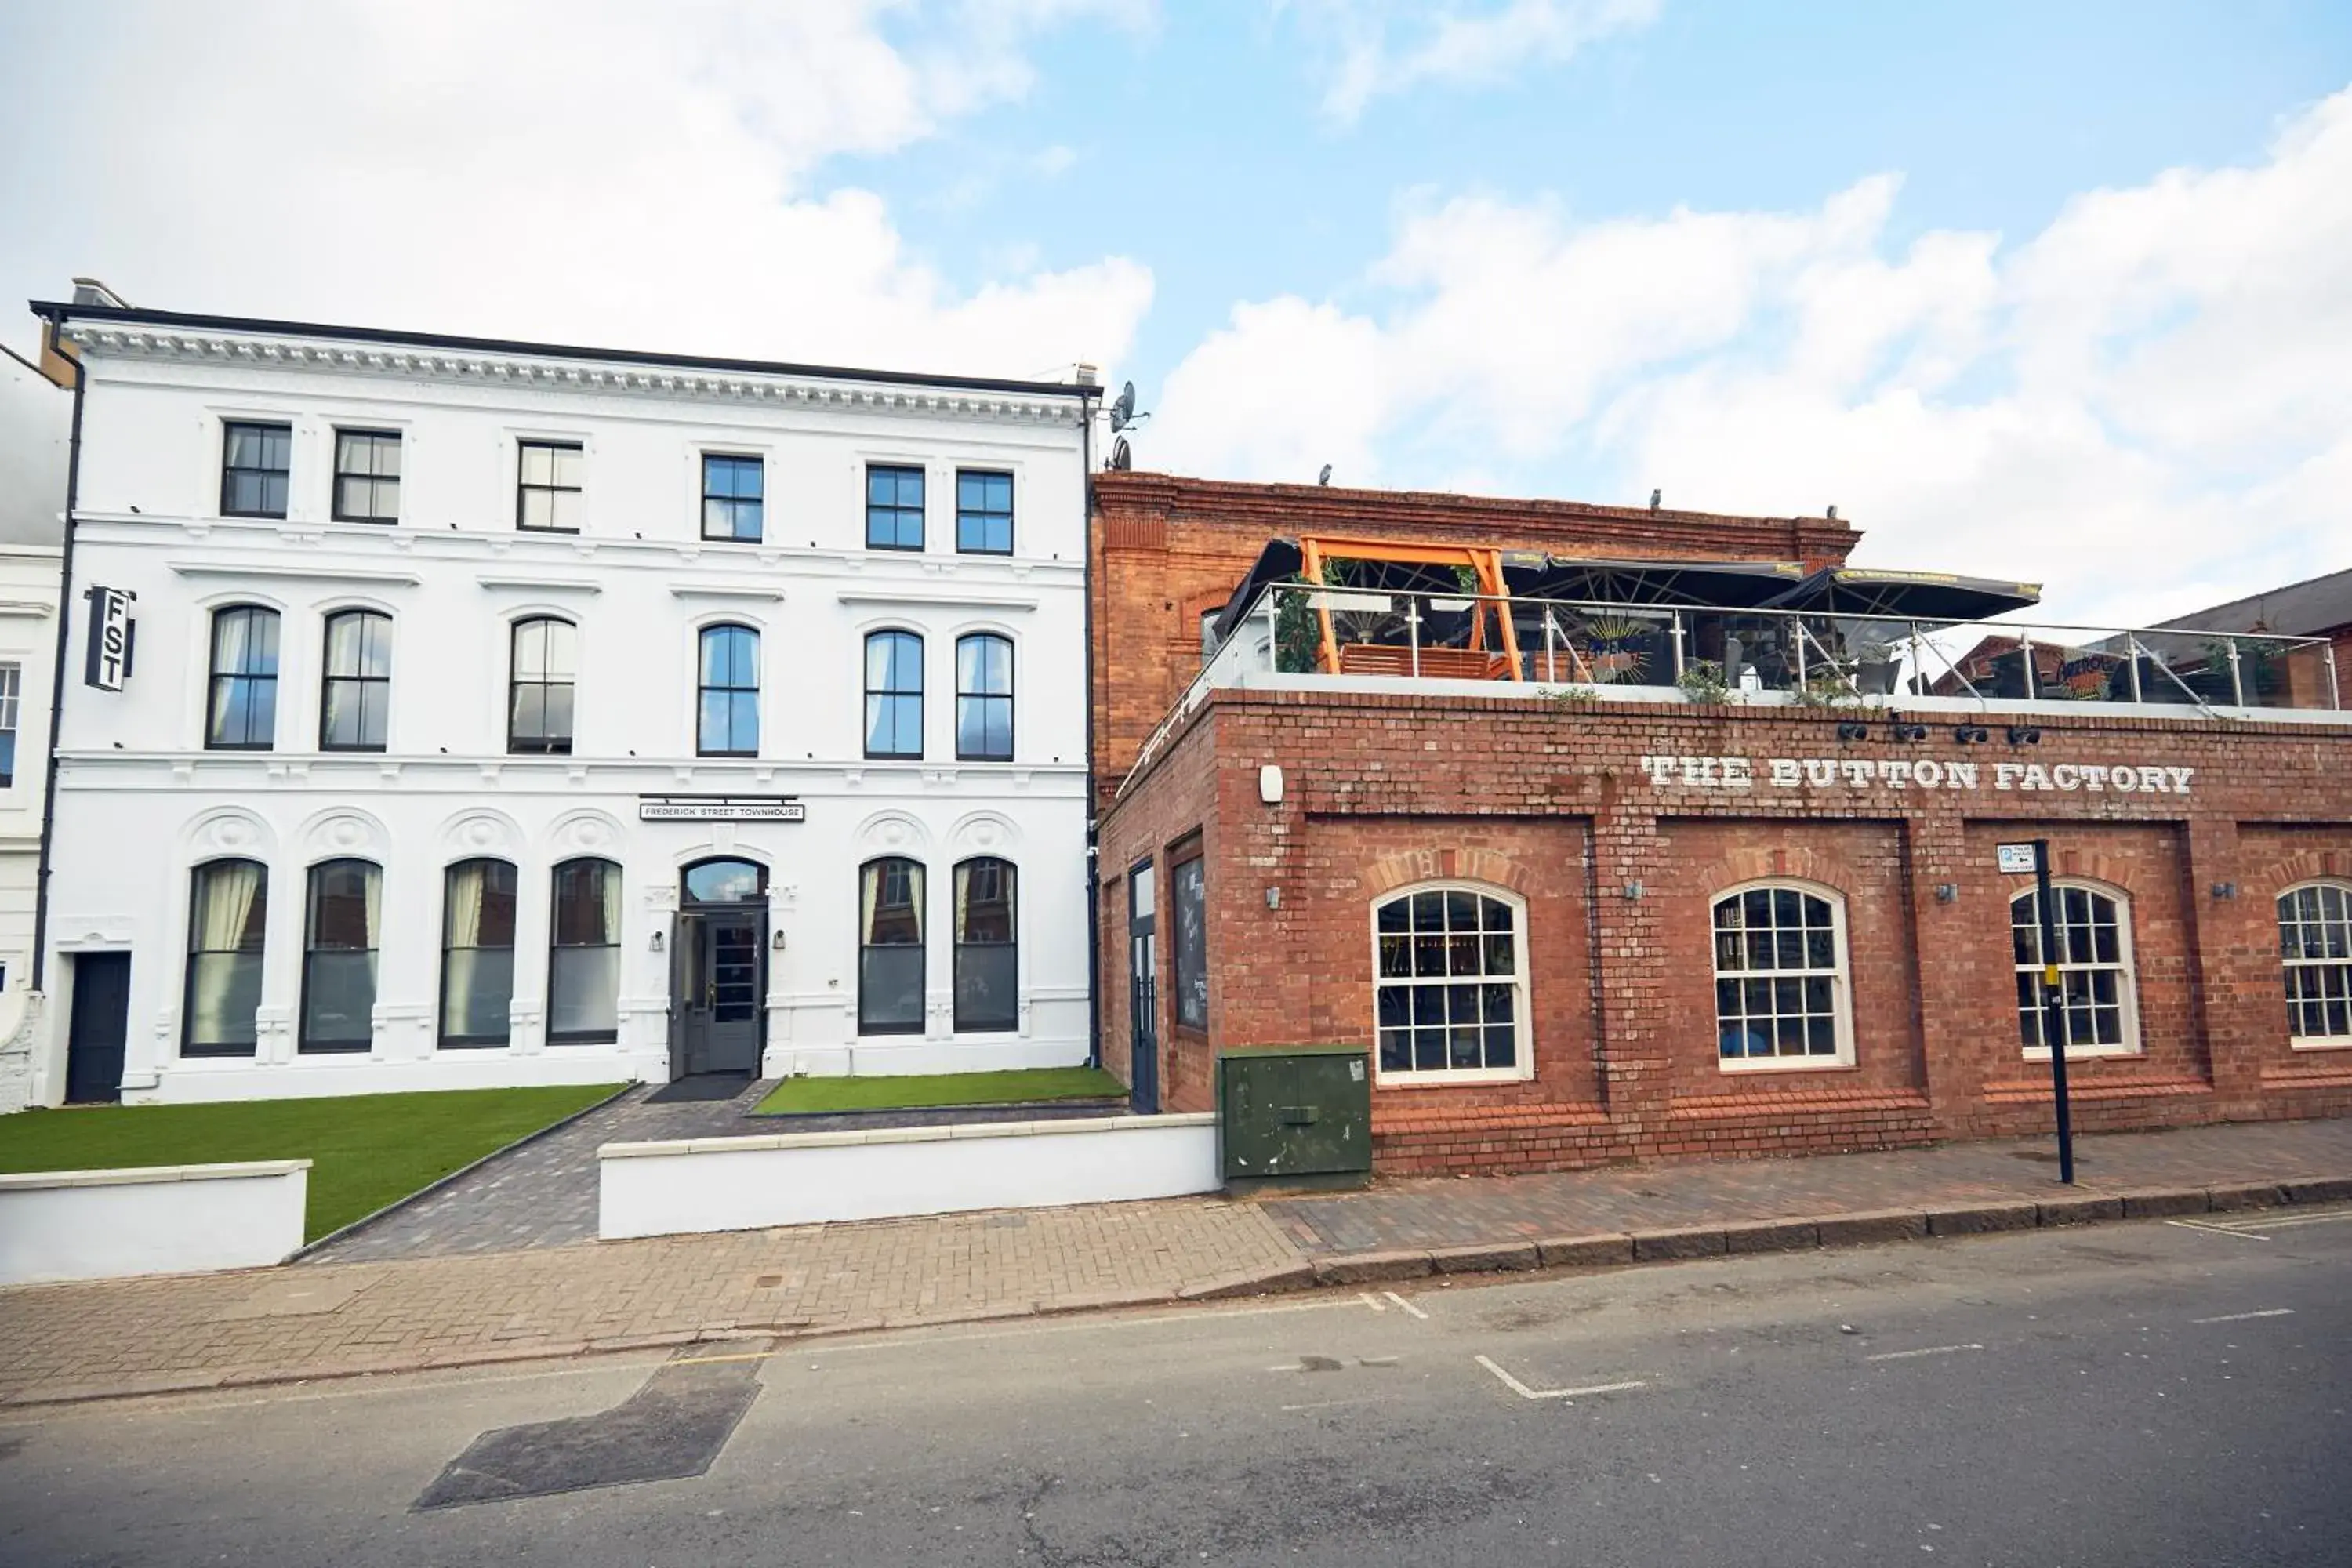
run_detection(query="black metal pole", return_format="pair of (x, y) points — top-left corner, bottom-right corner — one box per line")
(2034, 838), (2075, 1183)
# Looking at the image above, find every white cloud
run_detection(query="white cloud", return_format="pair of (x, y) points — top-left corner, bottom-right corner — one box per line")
(1152, 85), (2352, 622)
(0, 0), (1149, 378)
(1300, 0), (1663, 125)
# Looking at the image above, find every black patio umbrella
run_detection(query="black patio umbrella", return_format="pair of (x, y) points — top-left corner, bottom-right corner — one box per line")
(1756, 566), (2042, 622)
(1501, 554), (1807, 608)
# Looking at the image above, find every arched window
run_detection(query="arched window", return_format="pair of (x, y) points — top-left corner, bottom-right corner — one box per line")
(184, 858), (267, 1057)
(955, 633), (1014, 761)
(509, 617), (576, 754)
(1713, 883), (1853, 1067)
(319, 609), (391, 751)
(953, 857), (1017, 1033)
(205, 604), (280, 750)
(859, 856), (925, 1034)
(550, 858), (621, 1044)
(1372, 884), (1529, 1082)
(684, 858), (766, 904)
(865, 631), (924, 759)
(697, 624), (760, 757)
(301, 858), (380, 1052)
(2011, 881), (2139, 1055)
(441, 858), (518, 1048)
(2278, 882), (2352, 1047)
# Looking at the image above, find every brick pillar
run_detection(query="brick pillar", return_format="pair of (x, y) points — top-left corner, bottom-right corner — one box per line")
(1590, 804), (1670, 1126)
(2184, 815), (2264, 1103)
(1904, 807), (1980, 1126)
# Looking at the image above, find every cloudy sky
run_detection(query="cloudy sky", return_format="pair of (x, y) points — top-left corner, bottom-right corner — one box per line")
(4, 0), (2348, 622)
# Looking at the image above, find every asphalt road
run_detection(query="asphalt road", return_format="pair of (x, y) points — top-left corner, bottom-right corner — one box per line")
(4, 1207), (2349, 1566)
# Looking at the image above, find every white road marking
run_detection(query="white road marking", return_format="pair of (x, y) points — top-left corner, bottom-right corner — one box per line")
(1864, 1343), (1985, 1363)
(2165, 1218), (2272, 1241)
(2220, 1211), (2352, 1232)
(1475, 1354), (1648, 1401)
(1360, 1291), (1386, 1312)
(1279, 1399), (1375, 1413)
(1384, 1290), (1430, 1320)
(2191, 1308), (2296, 1325)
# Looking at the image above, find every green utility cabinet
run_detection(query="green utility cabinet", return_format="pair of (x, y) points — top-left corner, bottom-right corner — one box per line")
(1218, 1044), (1374, 1193)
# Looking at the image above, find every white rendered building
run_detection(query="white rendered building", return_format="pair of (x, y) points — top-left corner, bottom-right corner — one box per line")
(29, 299), (1098, 1105)
(0, 343), (69, 1111)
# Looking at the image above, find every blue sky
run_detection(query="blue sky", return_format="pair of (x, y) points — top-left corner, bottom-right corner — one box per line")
(3, 1), (2349, 620)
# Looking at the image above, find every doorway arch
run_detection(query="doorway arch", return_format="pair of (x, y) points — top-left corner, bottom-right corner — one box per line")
(673, 856), (769, 1077)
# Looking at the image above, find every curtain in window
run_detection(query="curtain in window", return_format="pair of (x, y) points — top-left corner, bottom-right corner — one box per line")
(185, 859), (267, 1055)
(441, 859), (517, 1047)
(207, 606), (279, 748)
(550, 858), (621, 1042)
(302, 859), (380, 1051)
(859, 858), (924, 1034)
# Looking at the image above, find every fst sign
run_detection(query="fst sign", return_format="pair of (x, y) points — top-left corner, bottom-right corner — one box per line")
(82, 585), (135, 692)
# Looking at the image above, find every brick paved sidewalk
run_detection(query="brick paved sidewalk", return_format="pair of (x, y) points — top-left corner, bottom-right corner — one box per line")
(5, 1117), (2351, 1408)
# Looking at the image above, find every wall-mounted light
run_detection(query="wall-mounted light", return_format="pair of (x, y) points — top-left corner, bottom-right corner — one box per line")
(1623, 880), (1645, 901)
(1258, 764), (1285, 805)
(771, 928), (788, 949)
(1835, 721), (1870, 742)
(1892, 722), (1929, 743)
(1934, 884), (1958, 903)
(2211, 882), (2238, 901)
(1954, 724), (1990, 744)
(1265, 886), (1281, 910)
(2006, 725), (2042, 746)
(648, 930), (665, 953)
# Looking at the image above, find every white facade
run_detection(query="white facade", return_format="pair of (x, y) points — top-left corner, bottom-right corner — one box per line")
(31, 307), (1097, 1105)
(0, 347), (70, 1112)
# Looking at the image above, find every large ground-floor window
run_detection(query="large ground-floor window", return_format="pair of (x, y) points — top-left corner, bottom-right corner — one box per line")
(1372, 884), (1529, 1083)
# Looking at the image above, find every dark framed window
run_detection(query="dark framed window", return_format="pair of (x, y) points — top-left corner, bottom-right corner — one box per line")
(319, 609), (391, 751)
(864, 630), (923, 759)
(300, 858), (379, 1053)
(183, 858), (267, 1057)
(205, 605), (280, 750)
(220, 421), (291, 518)
(866, 464), (924, 550)
(702, 453), (764, 542)
(441, 858), (517, 1048)
(517, 440), (584, 532)
(1172, 853), (1207, 1032)
(508, 617), (575, 754)
(953, 857), (1017, 1033)
(549, 858), (621, 1044)
(697, 624), (760, 757)
(956, 470), (1013, 554)
(859, 857), (925, 1034)
(954, 633), (1014, 761)
(332, 430), (401, 523)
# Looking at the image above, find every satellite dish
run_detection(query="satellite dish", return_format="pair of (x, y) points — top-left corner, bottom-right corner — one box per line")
(1109, 380), (1137, 433)
(1109, 436), (1132, 471)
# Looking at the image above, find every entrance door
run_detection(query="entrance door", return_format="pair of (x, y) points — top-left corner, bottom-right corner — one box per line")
(65, 952), (131, 1104)
(1128, 862), (1158, 1114)
(682, 910), (764, 1075)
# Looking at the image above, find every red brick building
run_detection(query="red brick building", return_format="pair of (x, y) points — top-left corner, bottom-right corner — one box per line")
(1092, 474), (2352, 1175)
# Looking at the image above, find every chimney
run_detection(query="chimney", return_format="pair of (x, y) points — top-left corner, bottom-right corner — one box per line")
(69, 276), (131, 309)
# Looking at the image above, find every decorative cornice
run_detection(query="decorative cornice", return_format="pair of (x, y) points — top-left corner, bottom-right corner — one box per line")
(67, 325), (1083, 428)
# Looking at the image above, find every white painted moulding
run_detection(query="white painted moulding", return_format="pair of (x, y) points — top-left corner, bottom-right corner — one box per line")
(0, 1160), (310, 1285)
(597, 1113), (1218, 1239)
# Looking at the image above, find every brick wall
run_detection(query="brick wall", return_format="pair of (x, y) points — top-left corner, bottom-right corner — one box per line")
(1088, 470), (1862, 804)
(1098, 686), (2352, 1175)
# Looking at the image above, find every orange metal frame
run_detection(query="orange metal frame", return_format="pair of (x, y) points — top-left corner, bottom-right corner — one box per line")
(1296, 535), (1523, 681)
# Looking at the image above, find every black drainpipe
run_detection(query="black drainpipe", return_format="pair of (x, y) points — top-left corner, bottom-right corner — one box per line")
(1079, 390), (1102, 1068)
(31, 310), (85, 992)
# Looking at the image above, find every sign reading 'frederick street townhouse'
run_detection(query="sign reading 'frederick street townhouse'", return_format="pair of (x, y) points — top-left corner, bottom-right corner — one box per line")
(1638, 753), (2195, 796)
(637, 795), (808, 822)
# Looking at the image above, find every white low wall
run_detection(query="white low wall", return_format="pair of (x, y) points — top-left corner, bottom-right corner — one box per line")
(598, 1114), (1219, 1239)
(0, 1160), (310, 1285)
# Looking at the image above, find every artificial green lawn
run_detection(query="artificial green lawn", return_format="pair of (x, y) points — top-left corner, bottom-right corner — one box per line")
(0, 1083), (623, 1241)
(753, 1066), (1126, 1116)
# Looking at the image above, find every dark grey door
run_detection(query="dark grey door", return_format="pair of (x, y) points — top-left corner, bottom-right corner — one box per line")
(682, 910), (763, 1075)
(65, 952), (131, 1104)
(1128, 863), (1159, 1115)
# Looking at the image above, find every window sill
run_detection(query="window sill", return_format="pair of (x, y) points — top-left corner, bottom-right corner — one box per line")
(1717, 1056), (1858, 1075)
(179, 1044), (260, 1059)
(517, 525), (582, 535)
(296, 1043), (371, 1055)
(437, 1040), (513, 1051)
(220, 509), (289, 522)
(866, 542), (927, 554)
(856, 1025), (925, 1039)
(2021, 1046), (2143, 1062)
(547, 1033), (619, 1047)
(2288, 1037), (2352, 1052)
(1375, 1066), (1534, 1089)
(331, 516), (400, 527)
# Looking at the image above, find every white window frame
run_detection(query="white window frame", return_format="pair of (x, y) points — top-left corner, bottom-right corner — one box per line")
(1368, 880), (1533, 1087)
(1710, 879), (1857, 1073)
(2279, 880), (2352, 1051)
(2011, 878), (2142, 1060)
